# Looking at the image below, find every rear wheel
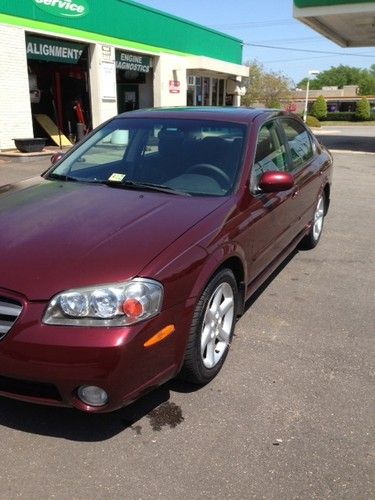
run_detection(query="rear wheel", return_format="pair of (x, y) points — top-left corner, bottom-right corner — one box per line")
(180, 269), (238, 385)
(300, 193), (325, 250)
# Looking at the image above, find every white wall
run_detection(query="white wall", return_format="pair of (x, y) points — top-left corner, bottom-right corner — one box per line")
(89, 44), (118, 128)
(0, 25), (33, 150)
(153, 54), (187, 107)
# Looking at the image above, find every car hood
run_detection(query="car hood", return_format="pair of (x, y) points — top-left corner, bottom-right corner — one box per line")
(0, 178), (226, 300)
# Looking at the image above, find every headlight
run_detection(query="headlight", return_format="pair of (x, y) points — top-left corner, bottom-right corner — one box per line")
(43, 279), (163, 327)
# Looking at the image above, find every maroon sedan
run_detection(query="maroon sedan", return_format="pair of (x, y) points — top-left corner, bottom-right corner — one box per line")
(0, 108), (332, 412)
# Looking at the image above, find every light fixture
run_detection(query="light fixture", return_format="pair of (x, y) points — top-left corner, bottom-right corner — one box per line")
(303, 70), (320, 123)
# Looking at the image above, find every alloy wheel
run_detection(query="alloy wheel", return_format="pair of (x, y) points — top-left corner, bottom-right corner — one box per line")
(200, 282), (235, 369)
(313, 195), (324, 241)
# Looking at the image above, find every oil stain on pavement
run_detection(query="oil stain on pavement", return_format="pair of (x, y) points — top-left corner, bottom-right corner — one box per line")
(147, 402), (184, 431)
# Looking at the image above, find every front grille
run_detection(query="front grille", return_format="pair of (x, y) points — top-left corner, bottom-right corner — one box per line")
(0, 297), (23, 340)
(0, 375), (62, 401)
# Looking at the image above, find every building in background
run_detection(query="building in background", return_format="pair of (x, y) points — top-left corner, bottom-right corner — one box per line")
(0, 0), (248, 150)
(291, 85), (375, 113)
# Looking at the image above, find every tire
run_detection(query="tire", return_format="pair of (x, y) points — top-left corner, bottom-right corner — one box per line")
(179, 269), (238, 385)
(300, 193), (325, 250)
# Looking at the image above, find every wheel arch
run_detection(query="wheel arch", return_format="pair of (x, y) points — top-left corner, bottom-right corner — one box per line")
(214, 256), (246, 316)
(189, 251), (246, 319)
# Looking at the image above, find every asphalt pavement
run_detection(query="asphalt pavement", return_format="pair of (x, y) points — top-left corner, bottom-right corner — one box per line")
(0, 128), (373, 499)
(314, 125), (375, 154)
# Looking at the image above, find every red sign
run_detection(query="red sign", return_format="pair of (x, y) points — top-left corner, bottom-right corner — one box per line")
(169, 80), (180, 94)
(285, 102), (297, 113)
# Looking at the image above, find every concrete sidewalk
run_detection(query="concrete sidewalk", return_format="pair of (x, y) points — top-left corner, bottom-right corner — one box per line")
(0, 154), (52, 185)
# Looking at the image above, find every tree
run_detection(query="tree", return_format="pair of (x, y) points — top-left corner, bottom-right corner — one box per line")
(355, 97), (371, 120)
(297, 64), (375, 95)
(311, 95), (327, 120)
(242, 61), (263, 106)
(242, 61), (292, 108)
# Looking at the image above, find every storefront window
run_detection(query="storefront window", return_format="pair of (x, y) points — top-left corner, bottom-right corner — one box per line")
(212, 79), (218, 106)
(219, 80), (225, 106)
(195, 77), (202, 106)
(187, 76), (195, 106)
(187, 88), (194, 106)
(187, 76), (227, 107)
(203, 78), (210, 106)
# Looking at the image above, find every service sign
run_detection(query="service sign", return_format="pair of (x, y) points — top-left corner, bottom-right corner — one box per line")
(33, 0), (89, 18)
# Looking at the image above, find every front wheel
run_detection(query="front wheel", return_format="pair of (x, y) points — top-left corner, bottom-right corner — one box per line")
(180, 269), (238, 385)
(300, 193), (325, 250)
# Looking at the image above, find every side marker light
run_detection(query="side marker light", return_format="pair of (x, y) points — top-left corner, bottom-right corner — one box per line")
(144, 324), (175, 348)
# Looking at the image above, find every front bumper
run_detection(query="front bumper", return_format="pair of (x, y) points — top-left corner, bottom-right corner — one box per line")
(0, 288), (194, 412)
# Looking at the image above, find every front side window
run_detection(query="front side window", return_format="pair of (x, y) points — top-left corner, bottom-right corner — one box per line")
(47, 118), (246, 197)
(250, 121), (288, 190)
(279, 119), (313, 171)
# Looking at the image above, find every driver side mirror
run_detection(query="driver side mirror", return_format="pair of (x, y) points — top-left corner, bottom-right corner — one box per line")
(50, 152), (65, 165)
(258, 171), (294, 192)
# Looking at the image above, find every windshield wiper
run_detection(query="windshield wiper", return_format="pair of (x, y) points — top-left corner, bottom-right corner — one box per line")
(47, 174), (190, 195)
(47, 173), (80, 182)
(105, 179), (191, 196)
(47, 173), (104, 184)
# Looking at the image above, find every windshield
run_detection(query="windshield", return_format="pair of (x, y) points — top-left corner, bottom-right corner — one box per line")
(47, 117), (246, 197)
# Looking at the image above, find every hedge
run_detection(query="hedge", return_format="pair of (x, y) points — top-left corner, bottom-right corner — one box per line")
(306, 115), (321, 128)
(355, 97), (371, 121)
(320, 112), (375, 122)
(310, 96), (327, 120)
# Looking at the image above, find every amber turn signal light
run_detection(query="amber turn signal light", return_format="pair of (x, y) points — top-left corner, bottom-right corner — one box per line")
(144, 324), (175, 347)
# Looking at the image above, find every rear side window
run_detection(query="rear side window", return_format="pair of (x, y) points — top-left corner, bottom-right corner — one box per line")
(279, 119), (313, 171)
(251, 121), (288, 189)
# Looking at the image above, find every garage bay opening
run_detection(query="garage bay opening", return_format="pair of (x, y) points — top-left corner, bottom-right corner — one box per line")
(26, 34), (91, 145)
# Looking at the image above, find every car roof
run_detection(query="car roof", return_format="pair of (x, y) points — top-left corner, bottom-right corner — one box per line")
(117, 107), (293, 124)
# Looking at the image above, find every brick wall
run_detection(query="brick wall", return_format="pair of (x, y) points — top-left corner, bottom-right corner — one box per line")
(0, 25), (33, 150)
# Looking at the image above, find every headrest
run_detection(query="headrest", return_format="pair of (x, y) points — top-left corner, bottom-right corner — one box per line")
(158, 128), (185, 156)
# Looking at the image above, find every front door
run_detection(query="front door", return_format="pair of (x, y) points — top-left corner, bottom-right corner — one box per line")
(242, 119), (296, 282)
(117, 84), (139, 113)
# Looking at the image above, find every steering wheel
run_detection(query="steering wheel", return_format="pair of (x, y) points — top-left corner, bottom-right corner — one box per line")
(186, 163), (231, 189)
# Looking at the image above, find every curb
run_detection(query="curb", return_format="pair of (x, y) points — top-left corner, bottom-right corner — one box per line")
(313, 129), (341, 135)
(330, 149), (375, 156)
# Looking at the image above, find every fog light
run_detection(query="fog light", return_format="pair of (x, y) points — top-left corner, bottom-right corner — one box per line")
(77, 385), (108, 407)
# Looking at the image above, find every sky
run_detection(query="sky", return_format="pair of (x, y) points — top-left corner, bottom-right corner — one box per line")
(136, 0), (375, 85)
